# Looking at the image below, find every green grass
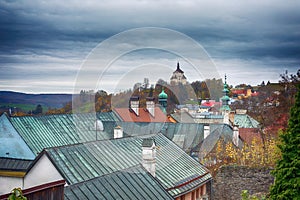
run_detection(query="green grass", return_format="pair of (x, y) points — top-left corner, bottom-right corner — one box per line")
(0, 103), (48, 113)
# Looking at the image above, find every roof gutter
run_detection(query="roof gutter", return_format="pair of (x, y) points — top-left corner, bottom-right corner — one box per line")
(167, 171), (210, 191)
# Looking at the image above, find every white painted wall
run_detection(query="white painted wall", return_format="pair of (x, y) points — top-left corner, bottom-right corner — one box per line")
(204, 125), (210, 139)
(24, 154), (64, 189)
(0, 176), (23, 195)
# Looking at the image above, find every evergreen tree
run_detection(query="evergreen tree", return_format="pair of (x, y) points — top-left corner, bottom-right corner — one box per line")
(269, 84), (300, 199)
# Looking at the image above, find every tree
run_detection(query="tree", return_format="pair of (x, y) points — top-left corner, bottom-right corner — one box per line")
(33, 104), (43, 115)
(269, 84), (300, 199)
(8, 188), (27, 200)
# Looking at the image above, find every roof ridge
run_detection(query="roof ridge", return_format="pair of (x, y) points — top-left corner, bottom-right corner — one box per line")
(43, 133), (161, 151)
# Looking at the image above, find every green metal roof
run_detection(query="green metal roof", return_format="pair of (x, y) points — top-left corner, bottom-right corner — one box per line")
(96, 112), (120, 122)
(64, 165), (174, 200)
(234, 114), (260, 128)
(45, 133), (211, 197)
(117, 122), (205, 153)
(0, 113), (35, 160)
(9, 113), (118, 155)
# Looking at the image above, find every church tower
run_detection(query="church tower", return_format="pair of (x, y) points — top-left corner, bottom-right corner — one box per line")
(221, 75), (231, 124)
(158, 88), (168, 114)
(170, 62), (187, 85)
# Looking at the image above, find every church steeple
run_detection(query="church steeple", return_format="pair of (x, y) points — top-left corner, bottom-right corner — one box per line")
(175, 62), (184, 73)
(158, 88), (168, 114)
(170, 62), (186, 85)
(221, 74), (230, 112)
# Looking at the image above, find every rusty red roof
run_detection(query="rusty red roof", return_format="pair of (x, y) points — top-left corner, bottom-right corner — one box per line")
(239, 128), (262, 144)
(114, 107), (172, 123)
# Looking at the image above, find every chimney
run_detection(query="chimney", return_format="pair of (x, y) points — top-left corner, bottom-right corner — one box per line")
(233, 125), (239, 147)
(129, 96), (140, 116)
(95, 120), (104, 131)
(229, 111), (235, 126)
(146, 97), (155, 117)
(223, 110), (230, 125)
(114, 125), (123, 139)
(142, 138), (156, 177)
(204, 124), (210, 139)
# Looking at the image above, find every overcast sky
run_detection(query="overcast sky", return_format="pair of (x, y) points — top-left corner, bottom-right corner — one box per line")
(0, 0), (299, 94)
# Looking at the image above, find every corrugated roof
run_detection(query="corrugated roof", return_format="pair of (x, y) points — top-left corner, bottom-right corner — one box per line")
(96, 112), (120, 122)
(116, 122), (205, 153)
(0, 157), (32, 172)
(64, 165), (174, 200)
(199, 124), (244, 160)
(114, 107), (172, 122)
(9, 113), (118, 155)
(0, 113), (35, 160)
(45, 133), (211, 197)
(171, 112), (195, 123)
(234, 114), (260, 128)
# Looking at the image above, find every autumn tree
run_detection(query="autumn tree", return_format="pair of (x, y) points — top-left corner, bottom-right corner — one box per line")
(269, 84), (300, 199)
(203, 138), (280, 176)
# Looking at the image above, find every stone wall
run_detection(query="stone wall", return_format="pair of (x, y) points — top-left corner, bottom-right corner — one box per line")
(212, 165), (274, 200)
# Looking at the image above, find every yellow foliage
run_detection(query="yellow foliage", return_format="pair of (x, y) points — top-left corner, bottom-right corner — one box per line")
(203, 136), (281, 175)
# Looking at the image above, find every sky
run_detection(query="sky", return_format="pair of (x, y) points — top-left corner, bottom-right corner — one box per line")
(0, 0), (299, 94)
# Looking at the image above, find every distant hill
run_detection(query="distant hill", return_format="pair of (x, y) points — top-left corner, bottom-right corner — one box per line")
(0, 91), (72, 109)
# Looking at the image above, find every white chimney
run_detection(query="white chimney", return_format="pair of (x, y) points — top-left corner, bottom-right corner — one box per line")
(95, 120), (104, 131)
(146, 97), (155, 117)
(142, 138), (156, 177)
(129, 96), (140, 116)
(223, 110), (230, 125)
(204, 124), (210, 139)
(233, 125), (239, 147)
(114, 125), (123, 139)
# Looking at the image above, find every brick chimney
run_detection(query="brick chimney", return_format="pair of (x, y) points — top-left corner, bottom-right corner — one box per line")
(142, 138), (156, 177)
(204, 124), (210, 139)
(146, 97), (155, 117)
(114, 125), (123, 139)
(129, 96), (140, 116)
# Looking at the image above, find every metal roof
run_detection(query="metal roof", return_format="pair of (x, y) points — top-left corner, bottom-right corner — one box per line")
(0, 113), (35, 160)
(9, 113), (118, 155)
(96, 112), (120, 122)
(45, 133), (211, 197)
(0, 157), (32, 172)
(116, 122), (205, 153)
(199, 124), (244, 160)
(64, 165), (174, 200)
(234, 114), (260, 128)
(171, 112), (195, 123)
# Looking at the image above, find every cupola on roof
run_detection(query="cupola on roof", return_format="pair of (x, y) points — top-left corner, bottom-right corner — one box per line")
(159, 88), (168, 99)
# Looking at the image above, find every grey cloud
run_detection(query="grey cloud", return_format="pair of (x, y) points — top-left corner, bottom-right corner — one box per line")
(0, 0), (299, 93)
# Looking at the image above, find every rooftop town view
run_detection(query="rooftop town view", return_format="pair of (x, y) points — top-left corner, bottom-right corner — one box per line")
(0, 1), (300, 200)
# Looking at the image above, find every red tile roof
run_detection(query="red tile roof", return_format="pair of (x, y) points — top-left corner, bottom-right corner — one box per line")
(239, 128), (262, 144)
(114, 107), (172, 123)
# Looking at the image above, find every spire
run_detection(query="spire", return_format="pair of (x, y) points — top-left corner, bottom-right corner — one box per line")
(174, 62), (184, 73)
(221, 74), (230, 112)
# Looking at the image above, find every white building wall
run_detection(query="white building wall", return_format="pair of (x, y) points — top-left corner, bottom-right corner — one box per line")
(0, 176), (23, 195)
(24, 154), (64, 189)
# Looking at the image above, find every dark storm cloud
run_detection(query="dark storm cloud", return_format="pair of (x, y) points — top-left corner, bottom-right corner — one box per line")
(0, 0), (299, 93)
